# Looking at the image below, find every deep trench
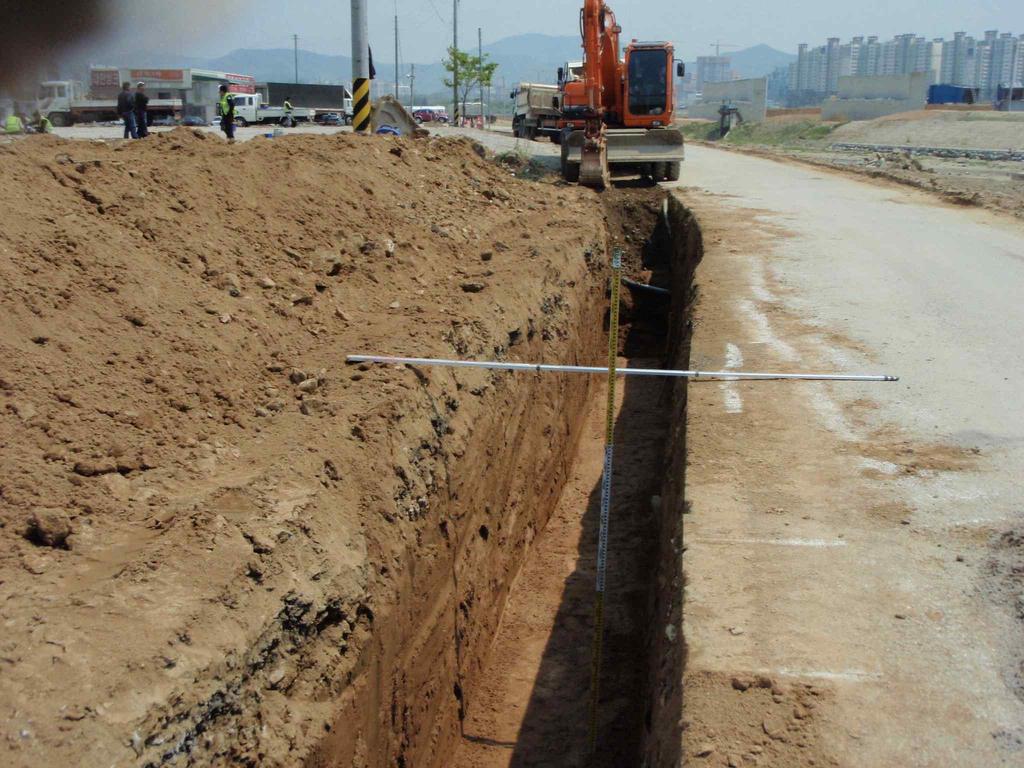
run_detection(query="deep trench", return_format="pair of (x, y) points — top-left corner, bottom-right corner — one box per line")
(445, 192), (701, 767)
(309, 192), (702, 768)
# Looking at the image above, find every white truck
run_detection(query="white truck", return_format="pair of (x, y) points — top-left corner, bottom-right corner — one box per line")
(228, 93), (316, 127)
(38, 80), (181, 126)
(510, 83), (562, 141)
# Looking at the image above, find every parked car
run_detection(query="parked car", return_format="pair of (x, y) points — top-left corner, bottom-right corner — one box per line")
(412, 108), (449, 124)
(315, 112), (351, 126)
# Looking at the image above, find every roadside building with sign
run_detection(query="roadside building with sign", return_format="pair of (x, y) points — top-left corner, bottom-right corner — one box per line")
(88, 67), (256, 123)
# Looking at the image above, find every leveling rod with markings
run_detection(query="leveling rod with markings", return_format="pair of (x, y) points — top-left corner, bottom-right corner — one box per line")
(345, 355), (900, 383)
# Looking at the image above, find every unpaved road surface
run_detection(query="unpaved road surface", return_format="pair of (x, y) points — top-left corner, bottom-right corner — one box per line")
(672, 145), (1024, 766)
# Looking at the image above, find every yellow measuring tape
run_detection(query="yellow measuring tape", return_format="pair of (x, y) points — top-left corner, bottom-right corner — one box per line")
(588, 248), (622, 751)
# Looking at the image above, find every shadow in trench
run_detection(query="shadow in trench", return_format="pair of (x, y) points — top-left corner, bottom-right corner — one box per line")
(498, 354), (672, 768)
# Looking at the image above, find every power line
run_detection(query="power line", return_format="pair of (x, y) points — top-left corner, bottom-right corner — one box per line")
(423, 0), (447, 24)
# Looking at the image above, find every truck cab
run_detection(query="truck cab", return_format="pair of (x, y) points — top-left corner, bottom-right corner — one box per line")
(37, 81), (85, 124)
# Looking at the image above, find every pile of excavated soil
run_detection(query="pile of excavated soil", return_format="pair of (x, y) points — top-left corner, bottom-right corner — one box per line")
(0, 129), (608, 767)
(829, 110), (1024, 151)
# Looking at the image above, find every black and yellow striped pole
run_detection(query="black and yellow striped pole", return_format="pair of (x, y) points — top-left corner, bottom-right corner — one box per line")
(352, 77), (371, 133)
(351, 0), (371, 133)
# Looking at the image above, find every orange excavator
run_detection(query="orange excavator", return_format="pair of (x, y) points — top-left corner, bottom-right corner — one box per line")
(559, 0), (685, 188)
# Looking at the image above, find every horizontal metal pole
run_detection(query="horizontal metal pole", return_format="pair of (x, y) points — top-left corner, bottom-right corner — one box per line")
(346, 355), (899, 383)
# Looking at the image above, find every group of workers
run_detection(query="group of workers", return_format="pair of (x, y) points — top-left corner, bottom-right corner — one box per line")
(5, 81), (296, 142)
(118, 81), (150, 139)
(4, 110), (52, 135)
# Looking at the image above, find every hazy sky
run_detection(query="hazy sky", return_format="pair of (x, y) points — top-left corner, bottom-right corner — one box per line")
(96, 0), (1024, 63)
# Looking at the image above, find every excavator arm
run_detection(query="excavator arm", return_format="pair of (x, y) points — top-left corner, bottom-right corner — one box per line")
(578, 0), (611, 188)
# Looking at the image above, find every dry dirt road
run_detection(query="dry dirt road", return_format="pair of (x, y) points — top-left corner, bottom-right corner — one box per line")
(670, 145), (1024, 766)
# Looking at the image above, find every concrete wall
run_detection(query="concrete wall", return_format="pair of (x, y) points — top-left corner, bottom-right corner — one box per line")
(687, 78), (768, 123)
(822, 71), (932, 121)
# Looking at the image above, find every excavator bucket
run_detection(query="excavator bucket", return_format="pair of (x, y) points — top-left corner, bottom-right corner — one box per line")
(604, 127), (685, 166)
(562, 127), (685, 184)
(579, 139), (609, 189)
(370, 96), (428, 137)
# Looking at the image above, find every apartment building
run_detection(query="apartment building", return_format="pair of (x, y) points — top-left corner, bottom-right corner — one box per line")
(789, 28), (1021, 103)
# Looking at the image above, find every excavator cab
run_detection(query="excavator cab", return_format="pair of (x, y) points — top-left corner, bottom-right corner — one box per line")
(623, 43), (675, 126)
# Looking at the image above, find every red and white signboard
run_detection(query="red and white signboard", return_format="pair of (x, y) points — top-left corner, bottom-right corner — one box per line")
(223, 72), (257, 94)
(128, 69), (191, 88)
(90, 68), (121, 89)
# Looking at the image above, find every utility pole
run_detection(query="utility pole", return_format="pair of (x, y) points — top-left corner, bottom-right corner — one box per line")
(293, 34), (299, 84)
(408, 64), (416, 110)
(452, 0), (459, 124)
(478, 27), (485, 129)
(394, 11), (400, 99)
(351, 0), (371, 132)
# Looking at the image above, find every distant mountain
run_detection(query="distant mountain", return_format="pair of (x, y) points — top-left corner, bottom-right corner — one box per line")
(203, 48), (351, 85)
(728, 44), (796, 78)
(483, 34), (580, 90)
(203, 36), (583, 97)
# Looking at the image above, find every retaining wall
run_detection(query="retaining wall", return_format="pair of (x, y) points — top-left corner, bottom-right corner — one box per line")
(822, 72), (932, 121)
(688, 78), (768, 124)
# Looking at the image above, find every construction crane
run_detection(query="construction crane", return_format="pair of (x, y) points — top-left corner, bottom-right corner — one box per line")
(558, 0), (685, 188)
(709, 41), (739, 57)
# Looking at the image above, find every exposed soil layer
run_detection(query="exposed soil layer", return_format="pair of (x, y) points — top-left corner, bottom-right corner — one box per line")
(0, 129), (615, 767)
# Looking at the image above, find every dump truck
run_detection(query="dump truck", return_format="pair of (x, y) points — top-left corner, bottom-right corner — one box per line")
(510, 83), (562, 141)
(559, 0), (685, 187)
(37, 80), (181, 126)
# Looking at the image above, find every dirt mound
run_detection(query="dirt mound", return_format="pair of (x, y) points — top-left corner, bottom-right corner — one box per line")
(0, 128), (607, 767)
(829, 110), (1024, 151)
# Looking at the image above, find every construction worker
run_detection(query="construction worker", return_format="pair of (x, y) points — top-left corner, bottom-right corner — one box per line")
(218, 84), (236, 141)
(117, 81), (137, 139)
(33, 111), (53, 134)
(4, 112), (24, 135)
(134, 82), (149, 138)
(282, 96), (294, 127)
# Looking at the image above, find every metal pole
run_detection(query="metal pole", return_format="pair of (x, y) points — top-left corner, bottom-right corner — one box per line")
(351, 0), (371, 132)
(478, 27), (484, 129)
(409, 64), (416, 110)
(345, 355), (899, 383)
(452, 0), (459, 124)
(293, 34), (299, 84)
(394, 13), (400, 100)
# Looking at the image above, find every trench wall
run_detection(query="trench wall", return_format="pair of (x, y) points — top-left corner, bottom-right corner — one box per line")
(642, 195), (704, 766)
(307, 246), (608, 768)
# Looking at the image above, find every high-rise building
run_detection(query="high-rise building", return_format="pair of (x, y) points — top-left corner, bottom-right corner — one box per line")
(695, 56), (732, 91)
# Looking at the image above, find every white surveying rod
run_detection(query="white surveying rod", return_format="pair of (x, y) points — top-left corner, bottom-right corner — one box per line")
(345, 355), (899, 383)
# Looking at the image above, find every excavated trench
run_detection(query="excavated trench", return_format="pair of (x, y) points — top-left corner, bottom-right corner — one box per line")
(309, 192), (702, 768)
